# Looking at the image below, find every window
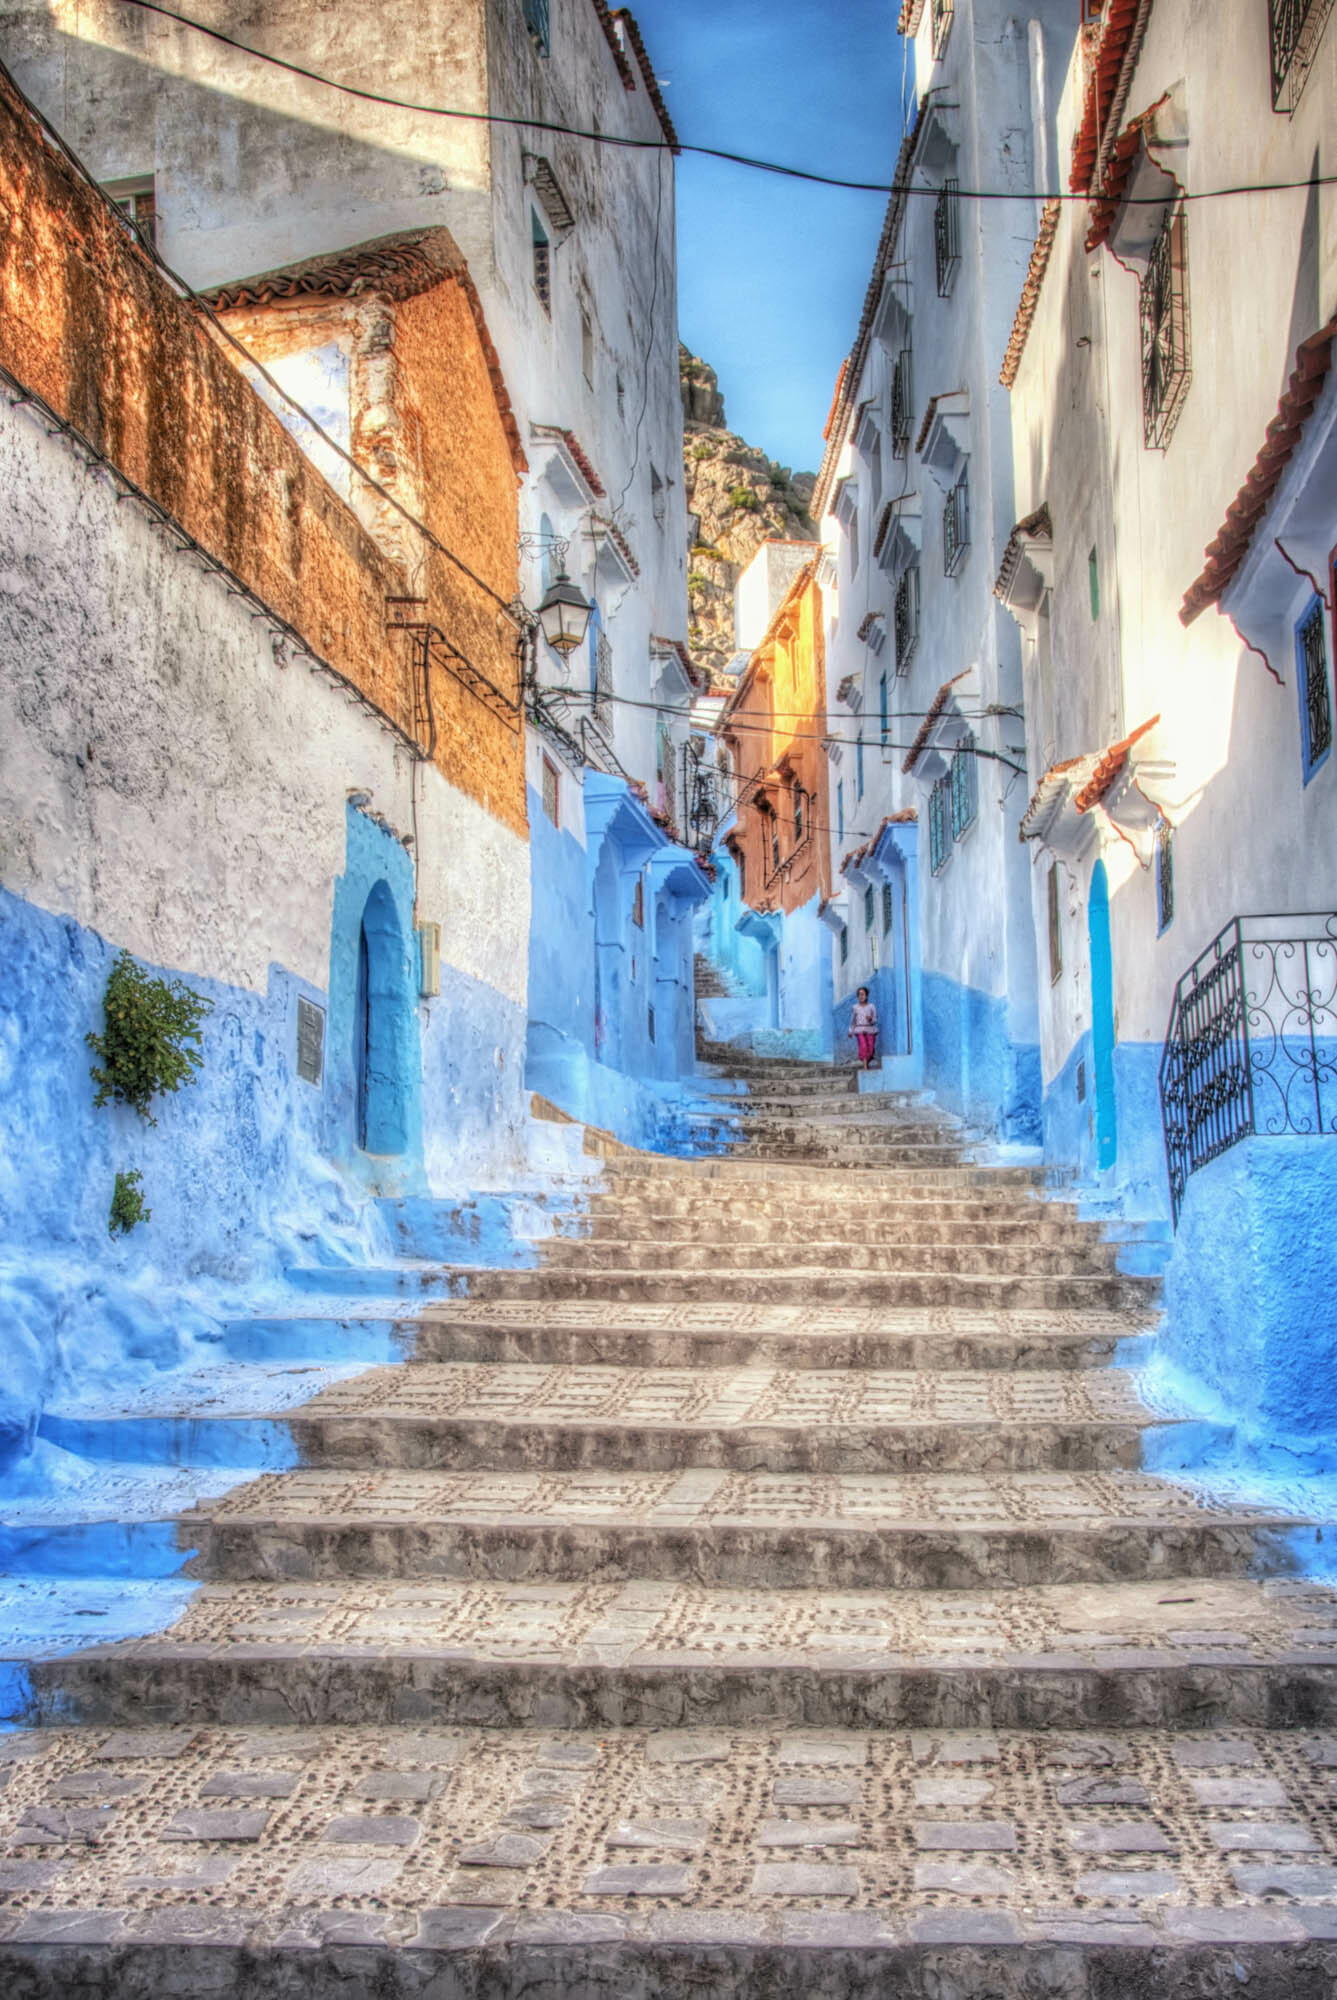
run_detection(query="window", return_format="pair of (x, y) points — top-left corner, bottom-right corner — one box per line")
(651, 465), (667, 528)
(837, 780), (845, 843)
(1270, 0), (1333, 111)
(1047, 862), (1062, 983)
(879, 673), (889, 745)
(1297, 593), (1333, 780)
(950, 734), (978, 838)
(105, 175), (156, 248)
(1088, 545), (1100, 620)
(931, 0), (955, 57)
(935, 179), (961, 297)
(882, 881), (894, 934)
(531, 212), (551, 313)
(594, 628), (613, 719)
(848, 505), (860, 575)
(1155, 816), (1175, 934)
(864, 884), (876, 931)
(792, 784), (806, 845)
(929, 773), (952, 873)
(762, 801), (781, 876)
(616, 373), (626, 419)
(580, 306), (594, 387)
(1140, 206), (1191, 450)
(856, 734), (865, 799)
(840, 924), (849, 966)
(943, 468), (970, 577)
(891, 349), (913, 458)
(632, 876), (645, 927)
(523, 0), (550, 53)
(541, 754), (560, 826)
(894, 562), (920, 675)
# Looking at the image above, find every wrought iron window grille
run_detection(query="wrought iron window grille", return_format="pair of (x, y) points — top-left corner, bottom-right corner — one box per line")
(929, 772), (953, 873)
(891, 350), (914, 458)
(1155, 817), (1175, 934)
(531, 223), (552, 314)
(1297, 594), (1333, 777)
(864, 885), (876, 931)
(935, 180), (961, 298)
(1140, 207), (1191, 450)
(1158, 912), (1337, 1222)
(943, 470), (970, 577)
(593, 628), (614, 722)
(950, 734), (978, 838)
(895, 562), (921, 675)
(931, 0), (955, 58)
(882, 881), (894, 934)
(840, 924), (849, 965)
(523, 0), (551, 53)
(1269, 0), (1334, 110)
(541, 754), (560, 826)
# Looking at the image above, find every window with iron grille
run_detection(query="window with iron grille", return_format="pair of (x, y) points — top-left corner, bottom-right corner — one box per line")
(531, 212), (551, 313)
(580, 306), (594, 387)
(594, 628), (613, 719)
(1155, 817), (1174, 934)
(792, 784), (806, 844)
(879, 673), (889, 745)
(1047, 862), (1062, 983)
(929, 773), (952, 873)
(935, 180), (961, 297)
(932, 0), (955, 57)
(882, 881), (894, 934)
(950, 734), (978, 838)
(523, 0), (550, 53)
(761, 801), (780, 876)
(1297, 593), (1333, 780)
(891, 349), (913, 458)
(541, 755), (560, 827)
(632, 877), (644, 928)
(1269, 0), (1334, 111)
(840, 924), (849, 965)
(856, 735), (865, 799)
(1140, 207), (1191, 449)
(837, 780), (845, 843)
(943, 469), (969, 577)
(105, 176), (157, 249)
(894, 562), (920, 674)
(647, 1004), (655, 1043)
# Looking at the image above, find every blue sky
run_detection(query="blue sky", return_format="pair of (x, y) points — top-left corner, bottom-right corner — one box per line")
(632, 0), (908, 475)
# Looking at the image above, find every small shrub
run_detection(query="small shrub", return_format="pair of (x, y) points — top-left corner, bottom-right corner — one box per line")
(109, 1169), (150, 1236)
(687, 571), (708, 592)
(690, 442), (715, 461)
(691, 543), (724, 561)
(87, 949), (213, 1124)
(728, 486), (760, 513)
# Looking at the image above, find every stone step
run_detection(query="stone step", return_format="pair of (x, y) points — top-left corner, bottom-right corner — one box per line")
(457, 1266), (1157, 1311)
(41, 1366), (1167, 1477)
(5, 1717), (1337, 1995)
(576, 1190), (1079, 1221)
(9, 1575), (1336, 1732)
(185, 1467), (1306, 1590)
(602, 1160), (1046, 1186)
(565, 1213), (1124, 1250)
(537, 1238), (1128, 1278)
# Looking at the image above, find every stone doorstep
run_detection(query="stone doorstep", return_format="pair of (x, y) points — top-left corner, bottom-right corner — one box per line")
(457, 1272), (1155, 1311)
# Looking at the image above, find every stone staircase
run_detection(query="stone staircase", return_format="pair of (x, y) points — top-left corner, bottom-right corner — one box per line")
(2, 1054), (1337, 1991)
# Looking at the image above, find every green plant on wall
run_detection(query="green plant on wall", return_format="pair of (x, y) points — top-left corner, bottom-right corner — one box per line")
(728, 486), (760, 512)
(109, 1169), (150, 1235)
(87, 950), (213, 1125)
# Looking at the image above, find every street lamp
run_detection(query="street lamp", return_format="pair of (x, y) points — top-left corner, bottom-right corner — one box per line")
(536, 570), (593, 657)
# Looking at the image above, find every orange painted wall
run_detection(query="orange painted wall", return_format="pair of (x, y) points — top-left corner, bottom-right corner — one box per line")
(0, 65), (527, 837)
(723, 568), (832, 916)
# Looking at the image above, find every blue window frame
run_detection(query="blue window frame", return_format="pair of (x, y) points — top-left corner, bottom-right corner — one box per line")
(1297, 592), (1333, 782)
(837, 780), (844, 843)
(929, 773), (951, 873)
(950, 732), (978, 838)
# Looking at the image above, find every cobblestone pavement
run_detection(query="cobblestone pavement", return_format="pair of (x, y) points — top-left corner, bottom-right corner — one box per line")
(4, 1052), (1337, 1993)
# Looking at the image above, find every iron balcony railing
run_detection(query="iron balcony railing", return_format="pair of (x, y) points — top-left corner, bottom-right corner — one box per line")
(1159, 913), (1337, 1222)
(943, 471), (969, 577)
(1269, 0), (1334, 110)
(894, 562), (920, 674)
(935, 180), (961, 297)
(1140, 207), (1191, 450)
(931, 0), (955, 56)
(891, 349), (913, 458)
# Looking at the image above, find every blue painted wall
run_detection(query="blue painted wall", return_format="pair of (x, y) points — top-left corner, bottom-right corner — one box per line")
(1042, 1031), (1168, 1217)
(919, 970), (1042, 1144)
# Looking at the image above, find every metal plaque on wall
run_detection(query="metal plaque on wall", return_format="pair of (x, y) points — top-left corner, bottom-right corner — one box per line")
(296, 996), (325, 1085)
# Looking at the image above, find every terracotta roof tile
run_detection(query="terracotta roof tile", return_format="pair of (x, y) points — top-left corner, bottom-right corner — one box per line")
(1180, 317), (1337, 625)
(857, 610), (884, 641)
(588, 0), (637, 89)
(1072, 714), (1159, 813)
(560, 430), (606, 498)
(822, 361), (848, 444)
(204, 227), (527, 476)
(1000, 199), (1061, 390)
(1069, 0), (1147, 197)
(611, 9), (681, 153)
(871, 502), (894, 559)
(840, 808), (918, 875)
(901, 669), (971, 775)
(652, 635), (702, 688)
(993, 502), (1054, 601)
(897, 0), (926, 31)
(1085, 95), (1170, 252)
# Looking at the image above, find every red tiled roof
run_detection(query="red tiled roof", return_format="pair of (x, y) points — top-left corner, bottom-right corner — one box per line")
(1069, 0), (1147, 197)
(856, 610), (884, 641)
(1000, 199), (1061, 390)
(588, 0), (637, 89)
(560, 430), (606, 498)
(1085, 95), (1170, 252)
(597, 517), (641, 578)
(871, 502), (894, 559)
(1072, 715), (1159, 814)
(1180, 317), (1337, 625)
(652, 635), (702, 688)
(1018, 757), (1084, 842)
(897, 0), (926, 31)
(993, 503), (1054, 601)
(840, 808), (917, 875)
(902, 669), (971, 775)
(611, 9), (681, 153)
(822, 361), (848, 444)
(204, 228), (527, 476)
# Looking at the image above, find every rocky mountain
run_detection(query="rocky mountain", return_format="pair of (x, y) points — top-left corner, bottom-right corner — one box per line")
(679, 347), (818, 685)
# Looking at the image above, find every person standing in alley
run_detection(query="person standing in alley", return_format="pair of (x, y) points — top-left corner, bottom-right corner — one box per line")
(849, 986), (878, 1070)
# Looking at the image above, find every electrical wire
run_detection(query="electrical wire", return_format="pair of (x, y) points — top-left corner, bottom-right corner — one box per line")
(104, 0), (1337, 209)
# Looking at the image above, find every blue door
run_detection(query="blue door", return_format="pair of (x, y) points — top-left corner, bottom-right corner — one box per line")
(1088, 860), (1117, 1169)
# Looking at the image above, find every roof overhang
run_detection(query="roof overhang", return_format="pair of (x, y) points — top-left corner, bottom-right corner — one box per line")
(1019, 717), (1166, 858)
(649, 844), (712, 907)
(530, 425), (606, 507)
(584, 773), (663, 873)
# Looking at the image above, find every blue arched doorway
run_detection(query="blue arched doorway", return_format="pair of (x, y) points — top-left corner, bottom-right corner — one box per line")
(354, 879), (411, 1155)
(1087, 859), (1117, 1170)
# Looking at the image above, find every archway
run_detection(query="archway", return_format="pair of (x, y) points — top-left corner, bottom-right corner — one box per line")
(1087, 859), (1117, 1170)
(354, 879), (411, 1155)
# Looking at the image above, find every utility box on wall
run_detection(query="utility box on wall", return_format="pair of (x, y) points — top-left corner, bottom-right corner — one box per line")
(417, 920), (441, 998)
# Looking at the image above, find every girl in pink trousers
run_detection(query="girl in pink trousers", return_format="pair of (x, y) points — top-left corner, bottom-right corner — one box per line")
(849, 987), (878, 1069)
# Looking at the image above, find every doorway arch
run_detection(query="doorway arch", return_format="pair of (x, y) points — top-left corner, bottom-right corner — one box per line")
(1087, 859), (1117, 1170)
(354, 879), (411, 1155)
